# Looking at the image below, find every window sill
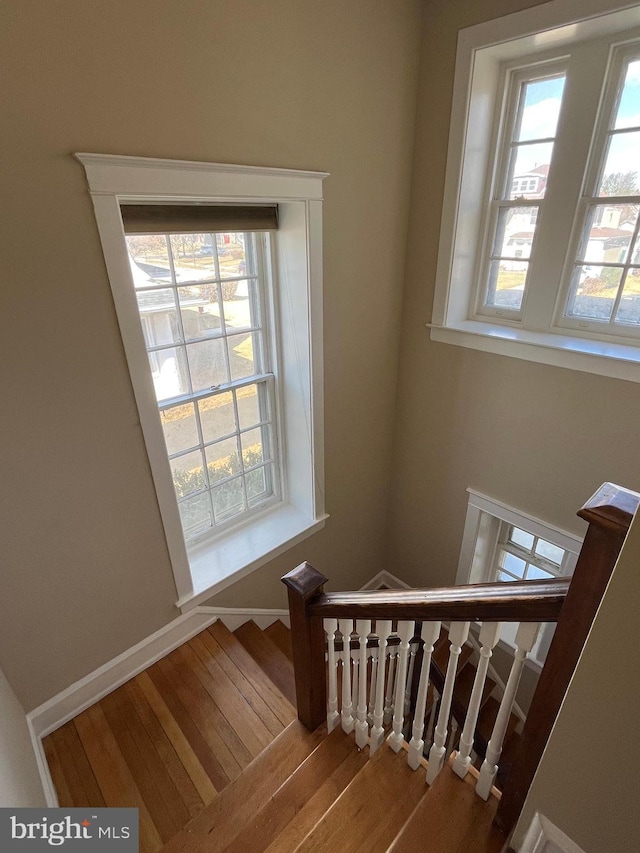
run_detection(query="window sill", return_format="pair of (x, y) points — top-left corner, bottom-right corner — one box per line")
(428, 320), (640, 383)
(176, 504), (328, 612)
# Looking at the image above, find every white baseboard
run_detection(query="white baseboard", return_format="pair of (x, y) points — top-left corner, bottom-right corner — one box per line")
(517, 813), (587, 853)
(27, 605), (289, 806)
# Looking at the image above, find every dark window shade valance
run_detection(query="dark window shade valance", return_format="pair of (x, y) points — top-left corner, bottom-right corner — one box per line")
(120, 204), (278, 235)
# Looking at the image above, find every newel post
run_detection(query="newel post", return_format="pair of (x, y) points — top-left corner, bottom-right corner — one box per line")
(496, 483), (639, 833)
(282, 562), (328, 732)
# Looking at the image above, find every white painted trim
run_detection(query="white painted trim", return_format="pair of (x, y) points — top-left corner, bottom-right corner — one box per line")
(518, 812), (588, 853)
(359, 570), (412, 590)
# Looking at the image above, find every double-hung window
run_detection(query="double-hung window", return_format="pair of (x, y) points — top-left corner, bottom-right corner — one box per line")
(121, 207), (280, 542)
(432, 0), (640, 381)
(77, 155), (327, 610)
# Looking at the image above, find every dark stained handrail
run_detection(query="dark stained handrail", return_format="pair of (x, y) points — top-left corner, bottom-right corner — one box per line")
(307, 578), (569, 623)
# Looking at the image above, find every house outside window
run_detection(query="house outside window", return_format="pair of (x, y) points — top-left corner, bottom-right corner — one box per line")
(76, 155), (328, 610)
(431, 0), (640, 382)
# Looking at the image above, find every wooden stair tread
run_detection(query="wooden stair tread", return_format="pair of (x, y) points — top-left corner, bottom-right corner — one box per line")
(453, 664), (497, 712)
(225, 726), (364, 853)
(206, 621), (296, 726)
(295, 743), (428, 852)
(389, 757), (506, 853)
(233, 620), (297, 708)
(160, 721), (324, 853)
(264, 619), (294, 662)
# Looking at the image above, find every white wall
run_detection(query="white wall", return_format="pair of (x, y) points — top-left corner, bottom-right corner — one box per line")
(0, 667), (46, 807)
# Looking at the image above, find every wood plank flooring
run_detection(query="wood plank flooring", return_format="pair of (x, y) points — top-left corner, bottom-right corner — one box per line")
(43, 621), (295, 853)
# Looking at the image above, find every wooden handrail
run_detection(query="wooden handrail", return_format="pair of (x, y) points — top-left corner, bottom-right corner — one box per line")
(496, 482), (638, 832)
(308, 578), (569, 622)
(282, 482), (639, 834)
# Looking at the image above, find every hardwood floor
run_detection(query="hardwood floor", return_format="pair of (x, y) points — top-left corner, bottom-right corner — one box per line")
(43, 621), (296, 853)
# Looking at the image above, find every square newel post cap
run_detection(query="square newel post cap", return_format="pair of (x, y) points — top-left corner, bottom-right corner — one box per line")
(282, 562), (328, 600)
(578, 482), (640, 534)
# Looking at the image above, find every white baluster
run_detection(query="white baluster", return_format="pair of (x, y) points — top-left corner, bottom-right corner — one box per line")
(370, 620), (392, 754)
(324, 618), (339, 732)
(407, 621), (441, 769)
(425, 687), (439, 748)
(404, 641), (419, 716)
(388, 621), (415, 752)
(453, 622), (501, 779)
(383, 645), (398, 726)
(339, 618), (355, 734)
(367, 645), (378, 726)
(355, 619), (372, 749)
(426, 621), (470, 784)
(476, 622), (540, 800)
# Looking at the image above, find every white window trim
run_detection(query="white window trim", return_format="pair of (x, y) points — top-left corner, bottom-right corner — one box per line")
(456, 489), (583, 670)
(430, 0), (640, 383)
(76, 154), (329, 611)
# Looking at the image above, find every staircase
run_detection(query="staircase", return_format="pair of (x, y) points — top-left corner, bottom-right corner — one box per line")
(159, 621), (505, 853)
(44, 618), (507, 853)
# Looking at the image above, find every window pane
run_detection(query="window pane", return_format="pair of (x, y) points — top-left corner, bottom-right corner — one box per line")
(187, 338), (229, 392)
(217, 233), (251, 279)
(492, 207), (538, 258)
(228, 331), (262, 381)
(241, 426), (271, 468)
(170, 450), (206, 498)
(199, 391), (236, 444)
(525, 565), (555, 580)
(169, 235), (218, 283)
(516, 75), (565, 142)
(614, 60), (640, 130)
(246, 465), (270, 506)
(579, 205), (636, 264)
(237, 384), (264, 430)
(178, 284), (223, 340)
(500, 551), (526, 578)
(615, 270), (640, 325)
(506, 143), (553, 199)
(566, 266), (623, 321)
(212, 477), (245, 522)
(534, 539), (565, 565)
(161, 403), (199, 456)
(486, 260), (527, 310)
(149, 347), (190, 402)
(126, 236), (172, 287)
(205, 437), (241, 483)
(223, 279), (259, 333)
(178, 493), (212, 537)
(497, 571), (516, 583)
(138, 291), (180, 347)
(597, 133), (640, 196)
(509, 526), (534, 550)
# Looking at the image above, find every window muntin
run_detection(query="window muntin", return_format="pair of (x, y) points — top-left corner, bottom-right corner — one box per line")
(493, 523), (570, 584)
(480, 67), (567, 316)
(126, 230), (280, 542)
(563, 50), (640, 331)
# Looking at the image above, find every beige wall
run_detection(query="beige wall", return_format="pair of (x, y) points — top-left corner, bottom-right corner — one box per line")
(512, 514), (640, 852)
(0, 667), (46, 807)
(1, 0), (422, 710)
(387, 0), (640, 589)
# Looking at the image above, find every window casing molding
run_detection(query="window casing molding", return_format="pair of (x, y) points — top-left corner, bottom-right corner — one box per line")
(456, 489), (583, 669)
(76, 154), (328, 611)
(430, 0), (640, 382)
